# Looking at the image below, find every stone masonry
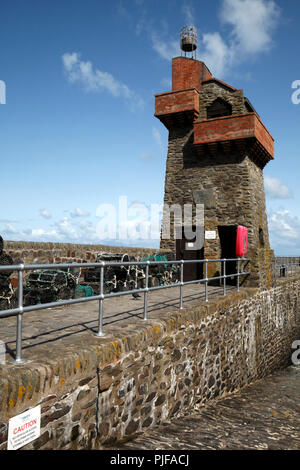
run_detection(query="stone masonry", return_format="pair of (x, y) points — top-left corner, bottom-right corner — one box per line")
(3, 240), (165, 265)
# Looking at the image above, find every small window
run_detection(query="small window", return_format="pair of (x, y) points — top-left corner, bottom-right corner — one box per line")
(207, 98), (232, 119)
(259, 228), (265, 247)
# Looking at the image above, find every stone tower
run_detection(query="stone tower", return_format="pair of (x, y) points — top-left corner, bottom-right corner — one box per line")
(154, 36), (274, 288)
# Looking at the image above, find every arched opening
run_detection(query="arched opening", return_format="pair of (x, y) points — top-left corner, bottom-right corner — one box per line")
(207, 98), (232, 119)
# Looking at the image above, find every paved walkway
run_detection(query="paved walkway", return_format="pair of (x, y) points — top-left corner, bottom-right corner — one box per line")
(109, 365), (300, 450)
(0, 283), (236, 363)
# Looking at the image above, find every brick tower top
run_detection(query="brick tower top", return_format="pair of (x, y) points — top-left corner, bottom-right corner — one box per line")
(155, 56), (274, 169)
(172, 57), (212, 92)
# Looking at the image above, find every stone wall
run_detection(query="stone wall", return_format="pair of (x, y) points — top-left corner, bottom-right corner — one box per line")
(198, 81), (246, 120)
(1, 275), (300, 450)
(3, 241), (164, 265)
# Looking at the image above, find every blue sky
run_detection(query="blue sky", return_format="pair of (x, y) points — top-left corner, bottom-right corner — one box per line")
(0, 0), (300, 255)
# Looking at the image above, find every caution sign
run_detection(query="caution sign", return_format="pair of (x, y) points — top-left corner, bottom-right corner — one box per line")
(7, 405), (41, 450)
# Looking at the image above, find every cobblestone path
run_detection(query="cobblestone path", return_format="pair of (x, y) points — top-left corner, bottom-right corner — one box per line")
(109, 366), (300, 450)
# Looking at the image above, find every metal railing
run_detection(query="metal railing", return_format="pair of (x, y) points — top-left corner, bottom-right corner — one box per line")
(0, 258), (250, 364)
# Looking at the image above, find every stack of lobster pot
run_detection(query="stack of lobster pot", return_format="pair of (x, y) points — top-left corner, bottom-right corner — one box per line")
(21, 266), (80, 306)
(0, 235), (14, 310)
(83, 253), (133, 294)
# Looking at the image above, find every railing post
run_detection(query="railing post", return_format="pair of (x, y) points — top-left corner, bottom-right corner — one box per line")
(223, 259), (226, 296)
(205, 260), (208, 302)
(14, 265), (27, 364)
(143, 261), (149, 321)
(237, 258), (240, 292)
(179, 260), (184, 311)
(95, 262), (105, 337)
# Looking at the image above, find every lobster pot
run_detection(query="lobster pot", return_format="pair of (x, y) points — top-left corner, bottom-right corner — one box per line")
(0, 252), (14, 277)
(75, 285), (94, 298)
(97, 253), (130, 281)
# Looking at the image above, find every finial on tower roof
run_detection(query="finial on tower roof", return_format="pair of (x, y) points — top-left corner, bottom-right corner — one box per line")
(180, 25), (197, 59)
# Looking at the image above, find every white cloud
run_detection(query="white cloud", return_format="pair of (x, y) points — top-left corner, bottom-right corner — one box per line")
(1, 216), (103, 244)
(117, 2), (132, 21)
(140, 151), (155, 162)
(206, 0), (280, 76)
(220, 0), (280, 56)
(62, 52), (130, 97)
(52, 217), (102, 243)
(151, 0), (280, 78)
(264, 175), (293, 199)
(40, 208), (52, 219)
(198, 0), (280, 77)
(70, 208), (90, 218)
(269, 210), (299, 240)
(268, 209), (300, 254)
(3, 224), (18, 235)
(0, 225), (59, 242)
(135, 8), (146, 36)
(53, 217), (80, 240)
(152, 127), (164, 152)
(118, 200), (160, 241)
(62, 52), (144, 109)
(0, 199), (163, 245)
(182, 2), (194, 25)
(161, 77), (172, 89)
(200, 32), (233, 78)
(31, 228), (58, 238)
(151, 33), (180, 61)
(61, 52), (78, 72)
(0, 218), (18, 223)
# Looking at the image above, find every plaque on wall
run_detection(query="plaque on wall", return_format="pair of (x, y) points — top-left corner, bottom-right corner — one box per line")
(193, 189), (216, 209)
(205, 231), (216, 240)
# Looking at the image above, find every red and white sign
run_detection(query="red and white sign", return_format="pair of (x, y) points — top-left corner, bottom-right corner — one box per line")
(8, 405), (41, 450)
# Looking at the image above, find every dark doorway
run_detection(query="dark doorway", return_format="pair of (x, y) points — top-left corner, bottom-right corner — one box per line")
(207, 98), (232, 119)
(218, 225), (237, 284)
(176, 227), (204, 282)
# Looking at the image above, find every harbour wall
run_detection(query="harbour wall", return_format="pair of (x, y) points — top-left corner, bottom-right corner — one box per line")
(0, 275), (300, 450)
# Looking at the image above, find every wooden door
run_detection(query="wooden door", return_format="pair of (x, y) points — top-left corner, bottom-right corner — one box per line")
(176, 228), (204, 282)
